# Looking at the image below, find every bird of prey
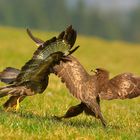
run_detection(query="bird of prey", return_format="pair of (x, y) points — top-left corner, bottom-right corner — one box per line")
(52, 56), (107, 127)
(0, 25), (78, 111)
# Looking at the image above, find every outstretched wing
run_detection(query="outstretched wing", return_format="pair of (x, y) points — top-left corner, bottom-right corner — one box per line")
(52, 55), (91, 99)
(0, 26), (78, 109)
(100, 73), (140, 100)
(15, 26), (77, 92)
(0, 26), (77, 98)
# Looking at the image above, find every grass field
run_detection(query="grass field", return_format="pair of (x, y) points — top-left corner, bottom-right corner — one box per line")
(0, 26), (139, 140)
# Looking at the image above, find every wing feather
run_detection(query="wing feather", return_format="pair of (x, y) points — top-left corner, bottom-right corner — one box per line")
(52, 56), (90, 99)
(100, 73), (140, 99)
(26, 28), (44, 46)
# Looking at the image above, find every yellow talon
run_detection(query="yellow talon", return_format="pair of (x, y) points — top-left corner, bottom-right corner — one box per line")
(15, 97), (20, 111)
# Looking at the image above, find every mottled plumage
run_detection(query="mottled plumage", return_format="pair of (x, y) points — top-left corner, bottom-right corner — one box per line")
(52, 56), (106, 126)
(0, 25), (78, 109)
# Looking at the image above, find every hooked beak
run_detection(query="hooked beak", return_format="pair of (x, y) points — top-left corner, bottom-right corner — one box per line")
(91, 69), (98, 74)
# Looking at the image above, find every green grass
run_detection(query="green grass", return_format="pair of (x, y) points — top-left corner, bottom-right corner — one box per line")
(0, 26), (140, 140)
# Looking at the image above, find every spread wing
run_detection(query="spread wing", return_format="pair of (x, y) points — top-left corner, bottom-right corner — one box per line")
(100, 73), (140, 100)
(52, 55), (91, 100)
(15, 26), (77, 92)
(0, 26), (77, 99)
(0, 26), (78, 109)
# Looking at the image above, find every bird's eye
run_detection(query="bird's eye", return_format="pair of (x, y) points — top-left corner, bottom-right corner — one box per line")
(95, 69), (98, 74)
(91, 69), (98, 74)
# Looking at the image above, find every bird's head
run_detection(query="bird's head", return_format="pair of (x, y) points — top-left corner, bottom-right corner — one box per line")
(93, 68), (110, 83)
(93, 68), (109, 76)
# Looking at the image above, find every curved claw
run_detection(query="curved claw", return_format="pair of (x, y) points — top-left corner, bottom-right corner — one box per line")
(15, 97), (20, 111)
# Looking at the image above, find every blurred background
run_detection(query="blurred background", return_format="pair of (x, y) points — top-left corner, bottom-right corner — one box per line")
(0, 0), (139, 42)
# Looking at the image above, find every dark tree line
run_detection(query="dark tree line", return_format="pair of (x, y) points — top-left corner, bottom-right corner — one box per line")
(0, 0), (139, 42)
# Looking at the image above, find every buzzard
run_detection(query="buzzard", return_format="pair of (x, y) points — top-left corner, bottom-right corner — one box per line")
(1, 27), (139, 127)
(0, 25), (78, 111)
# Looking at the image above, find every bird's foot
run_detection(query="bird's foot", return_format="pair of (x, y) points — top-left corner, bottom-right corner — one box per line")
(5, 97), (21, 112)
(15, 97), (20, 112)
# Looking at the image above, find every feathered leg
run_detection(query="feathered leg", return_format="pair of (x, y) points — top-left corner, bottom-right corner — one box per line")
(84, 105), (106, 126)
(55, 103), (85, 120)
(84, 97), (106, 127)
